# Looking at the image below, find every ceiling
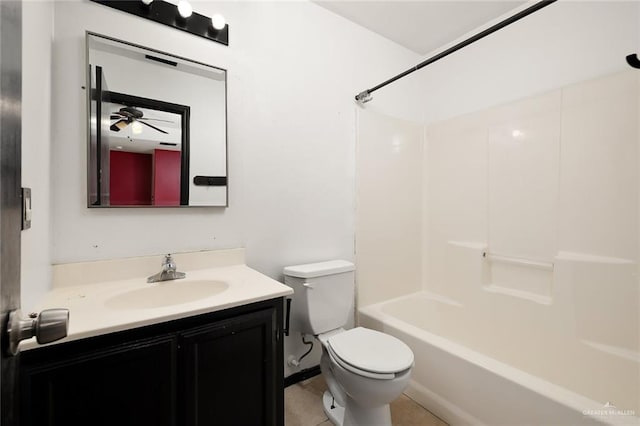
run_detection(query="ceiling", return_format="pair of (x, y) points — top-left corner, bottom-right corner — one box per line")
(315, 1), (527, 56)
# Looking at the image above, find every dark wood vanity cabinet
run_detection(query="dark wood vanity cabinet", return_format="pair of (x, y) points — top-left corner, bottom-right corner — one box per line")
(181, 308), (279, 425)
(22, 335), (178, 426)
(20, 298), (284, 426)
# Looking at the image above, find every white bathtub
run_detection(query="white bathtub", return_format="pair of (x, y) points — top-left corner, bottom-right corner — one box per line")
(359, 292), (640, 426)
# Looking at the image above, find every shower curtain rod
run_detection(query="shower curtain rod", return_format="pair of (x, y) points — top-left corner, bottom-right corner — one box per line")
(354, 0), (558, 103)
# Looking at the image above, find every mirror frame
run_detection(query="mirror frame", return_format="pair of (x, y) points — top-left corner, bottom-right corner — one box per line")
(85, 31), (229, 208)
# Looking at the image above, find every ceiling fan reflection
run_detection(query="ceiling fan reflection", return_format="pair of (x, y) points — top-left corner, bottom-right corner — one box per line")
(110, 106), (173, 135)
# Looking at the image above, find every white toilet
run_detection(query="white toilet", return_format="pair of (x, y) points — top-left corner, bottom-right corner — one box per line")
(284, 260), (414, 426)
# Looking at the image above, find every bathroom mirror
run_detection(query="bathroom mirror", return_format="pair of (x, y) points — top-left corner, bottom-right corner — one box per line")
(86, 32), (227, 207)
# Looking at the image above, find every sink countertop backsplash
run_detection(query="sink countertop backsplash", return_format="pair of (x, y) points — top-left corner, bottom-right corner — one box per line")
(52, 248), (247, 288)
(21, 248), (293, 351)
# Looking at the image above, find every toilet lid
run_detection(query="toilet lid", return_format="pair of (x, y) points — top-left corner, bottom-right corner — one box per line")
(327, 327), (414, 375)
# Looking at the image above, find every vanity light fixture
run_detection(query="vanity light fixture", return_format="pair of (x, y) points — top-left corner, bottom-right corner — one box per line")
(211, 14), (226, 31)
(177, 1), (192, 19)
(90, 1), (229, 46)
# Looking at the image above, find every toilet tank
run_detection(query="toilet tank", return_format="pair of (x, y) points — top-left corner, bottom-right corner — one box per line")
(283, 260), (355, 335)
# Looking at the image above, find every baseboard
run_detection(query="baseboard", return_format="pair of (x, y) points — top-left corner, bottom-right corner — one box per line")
(284, 365), (321, 388)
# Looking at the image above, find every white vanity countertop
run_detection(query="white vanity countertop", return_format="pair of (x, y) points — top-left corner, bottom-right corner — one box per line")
(21, 250), (293, 351)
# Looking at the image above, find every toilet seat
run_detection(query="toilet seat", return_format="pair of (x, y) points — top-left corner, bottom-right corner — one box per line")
(327, 344), (395, 380)
(326, 327), (414, 380)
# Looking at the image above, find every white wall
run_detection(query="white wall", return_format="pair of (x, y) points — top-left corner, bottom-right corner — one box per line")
(21, 1), (54, 310)
(50, 0), (421, 264)
(47, 0), (422, 376)
(416, 1), (639, 125)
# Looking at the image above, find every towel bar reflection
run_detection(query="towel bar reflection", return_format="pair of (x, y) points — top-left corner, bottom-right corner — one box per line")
(482, 252), (554, 271)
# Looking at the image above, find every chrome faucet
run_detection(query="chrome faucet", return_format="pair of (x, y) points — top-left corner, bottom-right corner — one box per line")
(147, 254), (186, 283)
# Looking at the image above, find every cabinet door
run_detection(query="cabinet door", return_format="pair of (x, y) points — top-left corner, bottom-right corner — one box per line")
(180, 308), (280, 426)
(22, 335), (177, 426)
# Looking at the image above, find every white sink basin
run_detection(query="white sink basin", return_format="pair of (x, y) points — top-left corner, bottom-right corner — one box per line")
(105, 280), (229, 310)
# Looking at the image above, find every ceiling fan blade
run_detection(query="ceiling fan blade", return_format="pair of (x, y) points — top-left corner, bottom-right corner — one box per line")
(110, 119), (129, 132)
(138, 120), (168, 134)
(110, 115), (122, 120)
(138, 118), (174, 123)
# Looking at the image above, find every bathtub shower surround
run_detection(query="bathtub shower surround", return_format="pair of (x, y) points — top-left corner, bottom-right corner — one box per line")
(425, 72), (638, 411)
(355, 110), (423, 307)
(357, 70), (640, 425)
(360, 293), (637, 426)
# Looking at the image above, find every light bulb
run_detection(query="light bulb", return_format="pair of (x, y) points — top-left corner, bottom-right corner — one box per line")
(177, 1), (192, 18)
(131, 121), (143, 135)
(141, 0), (153, 5)
(211, 14), (226, 30)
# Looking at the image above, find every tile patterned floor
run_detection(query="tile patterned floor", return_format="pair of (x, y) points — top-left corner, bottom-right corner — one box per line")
(285, 375), (448, 426)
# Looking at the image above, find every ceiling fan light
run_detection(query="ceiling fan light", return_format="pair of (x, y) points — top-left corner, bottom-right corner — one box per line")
(177, 1), (192, 18)
(141, 0), (154, 5)
(131, 121), (143, 135)
(211, 14), (226, 30)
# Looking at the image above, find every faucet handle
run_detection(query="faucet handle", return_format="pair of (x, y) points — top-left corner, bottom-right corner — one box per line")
(163, 254), (176, 271)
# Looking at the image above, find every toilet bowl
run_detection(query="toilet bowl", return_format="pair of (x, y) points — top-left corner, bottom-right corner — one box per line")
(318, 327), (413, 426)
(283, 260), (415, 426)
